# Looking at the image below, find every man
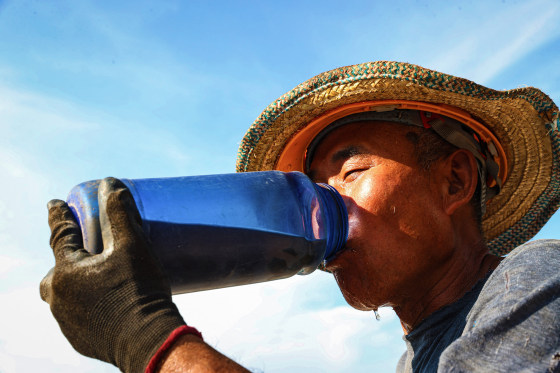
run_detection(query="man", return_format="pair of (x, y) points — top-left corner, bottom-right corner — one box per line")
(41, 61), (560, 372)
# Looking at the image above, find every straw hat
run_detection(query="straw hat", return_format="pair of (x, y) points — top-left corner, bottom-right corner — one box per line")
(237, 61), (560, 255)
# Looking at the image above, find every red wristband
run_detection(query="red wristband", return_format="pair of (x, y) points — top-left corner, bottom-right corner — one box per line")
(145, 325), (203, 373)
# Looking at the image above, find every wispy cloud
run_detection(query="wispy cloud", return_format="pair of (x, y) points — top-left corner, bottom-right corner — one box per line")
(0, 82), (199, 175)
(0, 255), (22, 276)
(174, 274), (403, 372)
(0, 287), (115, 373)
(0, 261), (402, 373)
(0, 85), (100, 133)
(428, 0), (560, 83)
(17, 1), (204, 107)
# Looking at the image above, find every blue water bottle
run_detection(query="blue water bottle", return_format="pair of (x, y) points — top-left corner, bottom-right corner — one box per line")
(66, 171), (348, 294)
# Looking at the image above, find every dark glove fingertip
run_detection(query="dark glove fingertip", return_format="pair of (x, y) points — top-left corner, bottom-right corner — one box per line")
(98, 177), (128, 196)
(47, 199), (66, 210)
(99, 177), (142, 224)
(118, 189), (143, 223)
(48, 201), (80, 229)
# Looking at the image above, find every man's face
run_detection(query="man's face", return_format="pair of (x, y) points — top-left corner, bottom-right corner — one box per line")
(308, 121), (455, 311)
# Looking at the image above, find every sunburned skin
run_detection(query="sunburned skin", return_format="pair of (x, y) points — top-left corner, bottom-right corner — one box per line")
(308, 121), (502, 330)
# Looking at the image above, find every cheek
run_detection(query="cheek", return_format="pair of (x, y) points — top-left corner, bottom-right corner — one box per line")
(342, 175), (399, 240)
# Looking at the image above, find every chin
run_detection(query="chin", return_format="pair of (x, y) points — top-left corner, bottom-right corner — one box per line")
(348, 301), (374, 311)
(341, 291), (375, 310)
(337, 281), (377, 311)
(328, 251), (382, 311)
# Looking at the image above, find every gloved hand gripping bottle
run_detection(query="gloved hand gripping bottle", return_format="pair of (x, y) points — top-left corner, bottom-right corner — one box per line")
(67, 171), (348, 294)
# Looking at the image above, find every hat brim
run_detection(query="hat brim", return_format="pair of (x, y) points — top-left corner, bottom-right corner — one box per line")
(237, 61), (560, 255)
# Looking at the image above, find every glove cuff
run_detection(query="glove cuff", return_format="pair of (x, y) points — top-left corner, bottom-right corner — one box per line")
(145, 325), (203, 373)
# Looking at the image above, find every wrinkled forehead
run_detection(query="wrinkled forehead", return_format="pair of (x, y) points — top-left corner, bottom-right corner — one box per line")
(305, 120), (416, 172)
(306, 121), (417, 180)
(304, 110), (443, 173)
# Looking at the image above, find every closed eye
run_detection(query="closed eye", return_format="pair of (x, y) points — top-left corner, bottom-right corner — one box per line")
(343, 168), (368, 181)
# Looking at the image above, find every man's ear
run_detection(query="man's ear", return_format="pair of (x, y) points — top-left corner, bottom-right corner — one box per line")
(439, 149), (478, 216)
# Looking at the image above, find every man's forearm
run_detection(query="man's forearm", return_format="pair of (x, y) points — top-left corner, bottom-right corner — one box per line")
(157, 334), (251, 373)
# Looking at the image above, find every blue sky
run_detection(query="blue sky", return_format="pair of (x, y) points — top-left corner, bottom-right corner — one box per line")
(1, 0), (559, 372)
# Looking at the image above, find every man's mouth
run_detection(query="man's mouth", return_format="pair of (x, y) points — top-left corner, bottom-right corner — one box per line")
(322, 244), (352, 270)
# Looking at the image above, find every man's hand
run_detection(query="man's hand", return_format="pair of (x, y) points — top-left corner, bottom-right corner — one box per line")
(40, 178), (191, 372)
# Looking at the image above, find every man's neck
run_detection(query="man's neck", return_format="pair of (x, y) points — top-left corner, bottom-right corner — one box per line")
(396, 245), (502, 334)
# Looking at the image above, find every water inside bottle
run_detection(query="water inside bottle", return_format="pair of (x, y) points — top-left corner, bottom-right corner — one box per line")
(147, 222), (327, 293)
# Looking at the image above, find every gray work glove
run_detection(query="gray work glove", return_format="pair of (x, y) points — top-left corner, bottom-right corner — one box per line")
(40, 178), (189, 373)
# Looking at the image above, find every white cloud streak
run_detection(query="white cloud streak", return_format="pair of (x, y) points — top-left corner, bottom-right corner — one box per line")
(429, 0), (560, 83)
(0, 287), (115, 373)
(0, 255), (22, 276)
(174, 274), (403, 372)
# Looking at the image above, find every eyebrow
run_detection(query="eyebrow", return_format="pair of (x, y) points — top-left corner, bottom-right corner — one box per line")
(331, 146), (368, 163)
(307, 146), (367, 182)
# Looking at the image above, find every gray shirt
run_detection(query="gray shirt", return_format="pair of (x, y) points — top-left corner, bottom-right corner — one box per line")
(396, 239), (560, 372)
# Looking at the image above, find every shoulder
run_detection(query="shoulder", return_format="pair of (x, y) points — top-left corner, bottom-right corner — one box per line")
(484, 239), (560, 295)
(437, 240), (560, 372)
(500, 238), (560, 270)
(466, 239), (560, 329)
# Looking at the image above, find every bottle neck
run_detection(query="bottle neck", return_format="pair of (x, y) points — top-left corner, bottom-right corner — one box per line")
(314, 183), (348, 262)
